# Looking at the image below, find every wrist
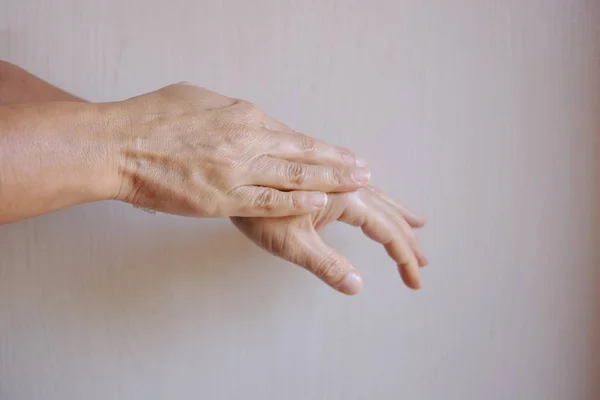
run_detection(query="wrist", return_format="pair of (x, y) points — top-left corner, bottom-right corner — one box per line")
(0, 101), (125, 222)
(95, 100), (140, 202)
(73, 102), (128, 202)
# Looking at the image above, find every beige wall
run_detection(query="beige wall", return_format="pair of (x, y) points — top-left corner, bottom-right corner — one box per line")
(1, 1), (600, 399)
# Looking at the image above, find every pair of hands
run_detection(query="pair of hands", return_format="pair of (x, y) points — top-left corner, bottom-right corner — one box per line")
(108, 83), (428, 295)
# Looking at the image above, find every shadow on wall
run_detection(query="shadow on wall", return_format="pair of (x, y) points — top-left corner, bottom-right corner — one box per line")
(0, 202), (298, 344)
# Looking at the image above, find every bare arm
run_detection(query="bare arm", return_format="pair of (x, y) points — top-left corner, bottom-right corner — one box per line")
(0, 62), (119, 224)
(0, 61), (428, 293)
(0, 61), (371, 224)
(0, 60), (83, 104)
(0, 102), (122, 223)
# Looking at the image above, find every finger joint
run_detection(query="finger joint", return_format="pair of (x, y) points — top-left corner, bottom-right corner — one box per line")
(254, 189), (278, 210)
(314, 252), (345, 286)
(287, 163), (306, 185)
(298, 134), (317, 153)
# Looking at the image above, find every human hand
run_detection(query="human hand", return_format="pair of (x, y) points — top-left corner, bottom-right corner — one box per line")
(107, 83), (370, 217)
(231, 186), (427, 295)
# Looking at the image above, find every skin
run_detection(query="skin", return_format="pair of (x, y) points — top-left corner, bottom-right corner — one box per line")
(0, 61), (370, 223)
(0, 60), (428, 294)
(232, 187), (428, 295)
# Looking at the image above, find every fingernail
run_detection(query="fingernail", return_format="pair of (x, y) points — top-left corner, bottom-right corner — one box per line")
(342, 153), (356, 165)
(342, 153), (368, 167)
(309, 193), (328, 208)
(338, 272), (363, 295)
(355, 157), (368, 167)
(414, 277), (422, 289)
(351, 167), (371, 184)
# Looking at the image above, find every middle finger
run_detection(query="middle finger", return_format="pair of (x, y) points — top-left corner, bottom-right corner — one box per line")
(247, 156), (370, 193)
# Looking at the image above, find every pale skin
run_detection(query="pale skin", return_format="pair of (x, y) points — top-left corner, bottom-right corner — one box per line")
(0, 60), (427, 295)
(0, 63), (370, 222)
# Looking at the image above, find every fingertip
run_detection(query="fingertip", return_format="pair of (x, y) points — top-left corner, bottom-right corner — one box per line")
(417, 254), (429, 267)
(399, 264), (422, 290)
(355, 157), (368, 168)
(337, 272), (364, 295)
(408, 216), (426, 228)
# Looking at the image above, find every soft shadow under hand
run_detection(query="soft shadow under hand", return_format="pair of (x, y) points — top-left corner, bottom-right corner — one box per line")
(0, 202), (290, 342)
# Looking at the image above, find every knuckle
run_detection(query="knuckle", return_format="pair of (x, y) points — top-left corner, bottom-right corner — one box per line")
(388, 242), (411, 266)
(254, 189), (279, 210)
(290, 192), (303, 209)
(236, 100), (263, 123)
(314, 252), (345, 284)
(297, 134), (317, 152)
(397, 249), (413, 267)
(328, 167), (344, 185)
(167, 81), (196, 97)
(286, 163), (306, 185)
(214, 100), (263, 128)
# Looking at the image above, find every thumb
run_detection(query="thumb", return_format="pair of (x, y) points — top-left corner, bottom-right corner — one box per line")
(290, 230), (364, 295)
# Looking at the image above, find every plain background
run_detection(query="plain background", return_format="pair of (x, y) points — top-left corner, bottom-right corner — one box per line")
(1, 1), (599, 399)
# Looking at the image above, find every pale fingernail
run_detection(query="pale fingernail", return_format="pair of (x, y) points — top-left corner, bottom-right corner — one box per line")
(351, 167), (371, 184)
(355, 157), (368, 167)
(309, 193), (328, 208)
(342, 153), (368, 167)
(342, 153), (356, 164)
(338, 272), (363, 295)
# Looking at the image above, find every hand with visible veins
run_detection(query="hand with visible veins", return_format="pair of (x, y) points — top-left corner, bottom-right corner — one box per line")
(0, 62), (429, 296)
(0, 61), (371, 223)
(111, 83), (371, 218)
(231, 186), (427, 295)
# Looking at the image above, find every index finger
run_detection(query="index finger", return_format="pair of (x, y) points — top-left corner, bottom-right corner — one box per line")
(262, 116), (367, 167)
(267, 130), (367, 168)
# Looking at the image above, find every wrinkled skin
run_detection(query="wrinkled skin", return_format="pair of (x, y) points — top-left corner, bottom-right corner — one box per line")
(232, 186), (427, 295)
(112, 83), (371, 218)
(0, 63), (427, 295)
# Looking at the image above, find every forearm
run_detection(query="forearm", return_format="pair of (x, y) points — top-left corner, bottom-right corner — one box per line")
(0, 60), (83, 104)
(0, 102), (120, 224)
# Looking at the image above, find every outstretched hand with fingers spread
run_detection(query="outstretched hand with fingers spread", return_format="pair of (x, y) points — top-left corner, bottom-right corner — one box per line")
(231, 186), (427, 295)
